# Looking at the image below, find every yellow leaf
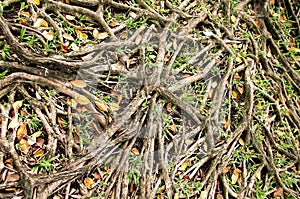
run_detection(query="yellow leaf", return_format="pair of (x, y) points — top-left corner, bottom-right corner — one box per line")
(232, 91), (238, 99)
(33, 149), (44, 158)
(32, 0), (40, 5)
(131, 148), (140, 155)
(224, 119), (229, 129)
(84, 177), (94, 189)
(20, 12), (31, 17)
(31, 131), (43, 138)
(63, 33), (74, 41)
(70, 80), (87, 88)
(17, 123), (27, 141)
(230, 15), (237, 23)
(75, 95), (90, 105)
(223, 166), (231, 174)
(19, 139), (29, 154)
(95, 101), (107, 112)
(238, 138), (245, 146)
(235, 56), (242, 63)
(77, 31), (88, 40)
(180, 161), (188, 171)
(241, 23), (247, 29)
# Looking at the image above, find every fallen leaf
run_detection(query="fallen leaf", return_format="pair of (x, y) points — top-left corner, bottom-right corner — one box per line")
(67, 98), (78, 108)
(232, 91), (238, 99)
(70, 80), (87, 88)
(65, 14), (75, 20)
(8, 117), (20, 129)
(223, 166), (231, 174)
(200, 190), (208, 199)
(34, 18), (48, 28)
(235, 56), (242, 63)
(273, 188), (283, 198)
(255, 20), (260, 28)
(93, 29), (109, 40)
(95, 101), (107, 112)
(17, 124), (27, 141)
(75, 95), (90, 105)
(131, 148), (140, 155)
(241, 23), (247, 29)
(170, 124), (177, 133)
(84, 177), (94, 189)
(77, 31), (88, 40)
(230, 15), (237, 23)
(231, 168), (241, 184)
(19, 139), (29, 154)
(70, 43), (80, 51)
(33, 149), (44, 158)
(174, 193), (179, 199)
(19, 19), (27, 25)
(217, 193), (224, 199)
(60, 44), (69, 53)
(42, 30), (54, 41)
(237, 85), (244, 94)
(13, 100), (23, 112)
(65, 0), (70, 3)
(63, 33), (74, 41)
(180, 161), (188, 171)
(109, 21), (119, 27)
(224, 119), (229, 129)
(20, 12), (31, 17)
(182, 73), (191, 78)
(239, 138), (245, 146)
(32, 0), (40, 5)
(129, 11), (137, 19)
(166, 102), (172, 112)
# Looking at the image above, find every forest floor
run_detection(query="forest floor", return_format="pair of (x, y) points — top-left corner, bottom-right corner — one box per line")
(0, 0), (299, 198)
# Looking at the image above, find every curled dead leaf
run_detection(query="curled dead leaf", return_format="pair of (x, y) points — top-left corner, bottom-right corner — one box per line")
(131, 148), (140, 155)
(84, 177), (94, 189)
(19, 139), (29, 154)
(95, 101), (108, 112)
(63, 33), (75, 41)
(17, 123), (27, 141)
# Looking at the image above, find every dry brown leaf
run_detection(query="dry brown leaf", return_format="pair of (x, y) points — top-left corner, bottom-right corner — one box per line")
(75, 95), (90, 105)
(273, 188), (283, 198)
(34, 18), (48, 28)
(63, 33), (74, 41)
(17, 123), (27, 141)
(67, 98), (78, 108)
(166, 102), (172, 112)
(170, 124), (177, 133)
(20, 12), (31, 17)
(33, 149), (44, 158)
(77, 31), (88, 40)
(182, 73), (191, 78)
(93, 30), (109, 40)
(84, 177), (94, 189)
(70, 80), (87, 88)
(109, 21), (119, 27)
(19, 139), (29, 154)
(223, 166), (231, 174)
(237, 85), (244, 94)
(231, 168), (241, 184)
(60, 44), (69, 53)
(109, 102), (120, 111)
(95, 101), (107, 112)
(129, 11), (137, 19)
(131, 148), (140, 155)
(42, 30), (54, 41)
